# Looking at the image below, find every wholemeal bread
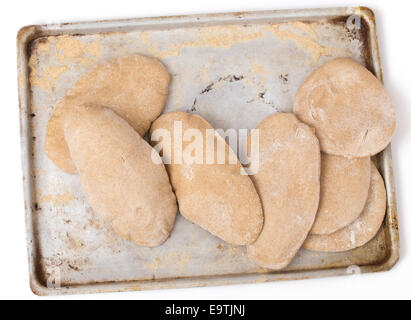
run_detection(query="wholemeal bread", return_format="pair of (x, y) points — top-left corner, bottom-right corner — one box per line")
(64, 105), (177, 247)
(294, 58), (395, 157)
(304, 163), (386, 252)
(149, 111), (264, 245)
(46, 54), (170, 173)
(247, 113), (320, 270)
(310, 153), (371, 235)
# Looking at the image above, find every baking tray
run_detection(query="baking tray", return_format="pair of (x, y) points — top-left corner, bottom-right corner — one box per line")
(17, 6), (399, 295)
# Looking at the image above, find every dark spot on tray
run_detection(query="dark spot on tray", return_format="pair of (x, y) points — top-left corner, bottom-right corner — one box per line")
(68, 33), (88, 38)
(27, 36), (48, 58)
(232, 75), (244, 81)
(200, 75), (244, 94)
(68, 264), (80, 271)
(188, 98), (197, 112)
(257, 90), (277, 109)
(34, 202), (41, 211)
(35, 37), (49, 45)
(30, 113), (36, 117)
(279, 73), (289, 83)
(201, 83), (213, 94)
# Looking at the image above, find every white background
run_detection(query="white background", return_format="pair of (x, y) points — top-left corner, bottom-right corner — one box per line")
(1, 0), (410, 300)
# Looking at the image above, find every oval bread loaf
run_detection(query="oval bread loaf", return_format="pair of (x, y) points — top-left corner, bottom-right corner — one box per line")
(247, 113), (321, 270)
(304, 163), (386, 252)
(46, 54), (170, 173)
(294, 58), (395, 157)
(310, 153), (371, 235)
(64, 105), (177, 247)
(149, 111), (264, 245)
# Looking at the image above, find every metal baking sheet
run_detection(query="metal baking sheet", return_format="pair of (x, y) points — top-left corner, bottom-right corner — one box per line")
(17, 6), (399, 295)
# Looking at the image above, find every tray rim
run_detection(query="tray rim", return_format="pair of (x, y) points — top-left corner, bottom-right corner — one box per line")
(17, 6), (400, 296)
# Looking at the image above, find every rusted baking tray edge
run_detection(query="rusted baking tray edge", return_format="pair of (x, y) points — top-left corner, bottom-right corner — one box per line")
(17, 6), (399, 296)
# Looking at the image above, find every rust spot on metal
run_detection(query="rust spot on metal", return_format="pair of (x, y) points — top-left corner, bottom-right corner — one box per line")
(279, 73), (289, 83)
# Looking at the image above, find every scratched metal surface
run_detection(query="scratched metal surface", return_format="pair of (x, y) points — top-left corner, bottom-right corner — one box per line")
(17, 7), (399, 295)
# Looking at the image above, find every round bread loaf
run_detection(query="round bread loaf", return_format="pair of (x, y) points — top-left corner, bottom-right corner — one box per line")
(149, 111), (264, 245)
(304, 163), (386, 252)
(310, 153), (371, 235)
(46, 54), (170, 173)
(294, 58), (395, 157)
(64, 105), (177, 247)
(247, 113), (320, 270)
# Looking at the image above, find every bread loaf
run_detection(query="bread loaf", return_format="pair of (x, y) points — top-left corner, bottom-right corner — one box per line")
(64, 105), (177, 247)
(294, 58), (395, 157)
(46, 54), (170, 173)
(247, 113), (321, 270)
(304, 163), (386, 252)
(310, 153), (371, 235)
(149, 111), (264, 245)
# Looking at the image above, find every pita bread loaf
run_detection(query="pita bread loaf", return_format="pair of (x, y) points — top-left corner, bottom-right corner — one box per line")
(310, 153), (371, 235)
(304, 164), (386, 252)
(64, 105), (177, 247)
(294, 58), (395, 157)
(149, 111), (264, 245)
(247, 113), (320, 270)
(45, 54), (170, 173)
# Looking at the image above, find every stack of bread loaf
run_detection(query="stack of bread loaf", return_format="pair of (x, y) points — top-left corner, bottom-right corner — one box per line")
(45, 55), (395, 270)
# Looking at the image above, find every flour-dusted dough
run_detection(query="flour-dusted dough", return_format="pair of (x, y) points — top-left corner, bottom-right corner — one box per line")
(247, 113), (320, 270)
(310, 153), (371, 235)
(294, 58), (395, 157)
(45, 54), (170, 173)
(64, 105), (177, 247)
(304, 164), (386, 252)
(149, 111), (264, 245)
